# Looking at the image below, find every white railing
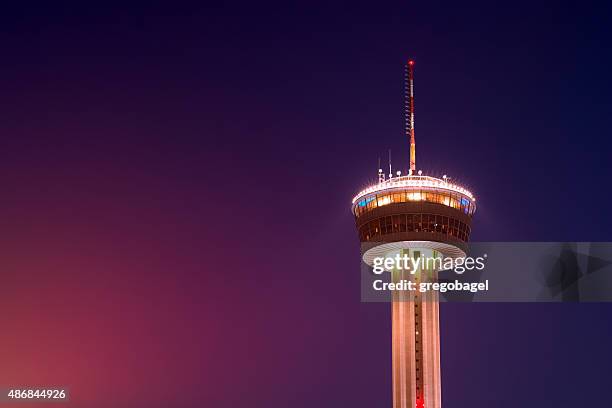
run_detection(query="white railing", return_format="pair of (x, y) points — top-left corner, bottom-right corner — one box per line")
(352, 175), (475, 204)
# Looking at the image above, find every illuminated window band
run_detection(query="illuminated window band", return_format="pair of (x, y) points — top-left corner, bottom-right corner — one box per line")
(359, 213), (471, 242)
(351, 175), (476, 217)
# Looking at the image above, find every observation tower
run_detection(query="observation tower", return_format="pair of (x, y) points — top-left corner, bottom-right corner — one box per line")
(351, 61), (476, 408)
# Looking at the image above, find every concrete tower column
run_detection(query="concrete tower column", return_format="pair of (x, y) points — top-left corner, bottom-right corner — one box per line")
(391, 248), (441, 408)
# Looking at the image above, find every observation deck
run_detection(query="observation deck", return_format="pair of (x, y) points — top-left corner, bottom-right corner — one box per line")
(352, 174), (476, 254)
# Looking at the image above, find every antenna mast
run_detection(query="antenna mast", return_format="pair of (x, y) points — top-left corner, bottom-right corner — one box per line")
(405, 60), (416, 172)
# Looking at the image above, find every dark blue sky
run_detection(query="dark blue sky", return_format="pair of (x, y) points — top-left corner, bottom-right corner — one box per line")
(0, 2), (610, 407)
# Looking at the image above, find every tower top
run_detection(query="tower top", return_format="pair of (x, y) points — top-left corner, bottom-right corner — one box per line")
(405, 60), (416, 172)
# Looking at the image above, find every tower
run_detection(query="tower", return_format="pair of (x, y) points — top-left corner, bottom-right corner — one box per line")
(351, 61), (476, 408)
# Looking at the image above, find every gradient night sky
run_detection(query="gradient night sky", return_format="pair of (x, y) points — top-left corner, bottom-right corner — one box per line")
(1, 2), (611, 407)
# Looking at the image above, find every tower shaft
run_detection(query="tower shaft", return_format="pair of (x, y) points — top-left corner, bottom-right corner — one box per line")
(392, 249), (441, 408)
